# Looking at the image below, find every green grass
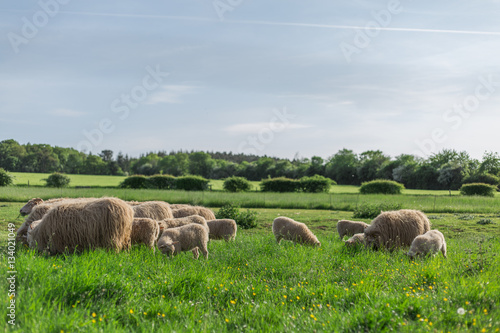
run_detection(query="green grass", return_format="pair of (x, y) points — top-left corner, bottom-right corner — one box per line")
(1, 203), (499, 332)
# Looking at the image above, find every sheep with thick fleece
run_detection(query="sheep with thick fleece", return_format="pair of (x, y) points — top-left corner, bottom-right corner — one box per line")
(157, 223), (209, 259)
(131, 218), (160, 249)
(272, 217), (320, 246)
(19, 197), (94, 215)
(337, 220), (369, 240)
(157, 215), (208, 236)
(133, 201), (173, 220)
(27, 197), (133, 254)
(26, 219), (43, 247)
(172, 206), (216, 221)
(206, 219), (237, 241)
(169, 204), (192, 210)
(407, 230), (447, 259)
(364, 209), (431, 251)
(344, 233), (365, 247)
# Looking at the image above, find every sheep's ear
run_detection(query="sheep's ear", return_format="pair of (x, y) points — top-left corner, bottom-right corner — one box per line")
(172, 241), (180, 245)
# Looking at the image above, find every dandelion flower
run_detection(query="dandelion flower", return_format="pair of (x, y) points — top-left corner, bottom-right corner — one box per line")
(457, 308), (465, 315)
(92, 313), (96, 318)
(129, 309), (134, 314)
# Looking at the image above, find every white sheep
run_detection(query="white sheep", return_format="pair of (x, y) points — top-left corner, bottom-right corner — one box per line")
(344, 233), (365, 247)
(157, 223), (209, 259)
(206, 219), (237, 241)
(407, 230), (447, 259)
(272, 217), (320, 246)
(157, 215), (208, 238)
(337, 220), (369, 240)
(131, 218), (160, 250)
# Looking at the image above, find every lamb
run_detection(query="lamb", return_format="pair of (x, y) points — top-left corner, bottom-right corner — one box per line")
(206, 219), (237, 241)
(407, 230), (447, 259)
(131, 218), (160, 250)
(344, 233), (365, 247)
(172, 206), (216, 221)
(272, 217), (321, 246)
(132, 201), (173, 220)
(157, 215), (208, 237)
(337, 220), (369, 240)
(27, 197), (134, 254)
(364, 209), (431, 251)
(157, 223), (209, 259)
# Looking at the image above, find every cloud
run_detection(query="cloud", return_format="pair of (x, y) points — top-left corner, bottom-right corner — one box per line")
(146, 85), (196, 104)
(225, 122), (312, 134)
(48, 109), (86, 117)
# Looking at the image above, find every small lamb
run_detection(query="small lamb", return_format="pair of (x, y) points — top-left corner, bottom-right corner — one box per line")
(157, 215), (208, 238)
(337, 220), (369, 240)
(344, 233), (365, 247)
(206, 219), (237, 241)
(407, 230), (447, 259)
(157, 223), (209, 259)
(131, 218), (160, 250)
(272, 217), (320, 246)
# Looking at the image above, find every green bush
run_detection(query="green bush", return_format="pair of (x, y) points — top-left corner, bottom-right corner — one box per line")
(223, 176), (252, 192)
(260, 177), (298, 193)
(477, 218), (493, 225)
(359, 179), (405, 195)
(0, 168), (13, 187)
(460, 183), (497, 197)
(119, 175), (149, 189)
(175, 175), (209, 191)
(215, 203), (258, 229)
(148, 174), (176, 190)
(352, 203), (402, 219)
(299, 175), (335, 193)
(462, 173), (500, 187)
(45, 173), (71, 188)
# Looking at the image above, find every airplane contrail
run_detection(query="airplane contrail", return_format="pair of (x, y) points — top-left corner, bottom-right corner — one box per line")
(53, 11), (500, 36)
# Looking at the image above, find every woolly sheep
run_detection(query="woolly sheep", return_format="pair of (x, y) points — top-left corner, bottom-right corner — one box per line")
(133, 201), (173, 220)
(364, 209), (431, 251)
(172, 206), (216, 221)
(344, 233), (365, 247)
(157, 223), (209, 259)
(337, 220), (369, 240)
(131, 218), (160, 250)
(26, 219), (43, 247)
(157, 215), (208, 236)
(407, 230), (447, 259)
(206, 219), (237, 241)
(19, 197), (95, 216)
(169, 204), (192, 210)
(272, 217), (321, 246)
(27, 197), (134, 254)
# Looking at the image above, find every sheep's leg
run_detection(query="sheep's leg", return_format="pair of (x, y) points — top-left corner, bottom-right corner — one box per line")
(441, 245), (447, 258)
(275, 235), (283, 244)
(192, 247), (200, 260)
(200, 244), (209, 259)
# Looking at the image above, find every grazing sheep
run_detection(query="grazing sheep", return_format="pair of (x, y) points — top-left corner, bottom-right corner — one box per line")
(206, 219), (237, 241)
(26, 219), (43, 246)
(169, 204), (192, 210)
(17, 203), (60, 245)
(364, 209), (431, 251)
(19, 198), (44, 215)
(157, 215), (208, 236)
(131, 218), (160, 250)
(27, 197), (134, 254)
(337, 220), (369, 240)
(172, 206), (216, 221)
(133, 201), (173, 220)
(407, 230), (447, 259)
(344, 233), (366, 247)
(157, 223), (209, 259)
(272, 217), (321, 246)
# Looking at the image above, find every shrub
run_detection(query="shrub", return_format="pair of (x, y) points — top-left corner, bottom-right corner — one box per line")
(460, 183), (497, 197)
(223, 176), (252, 192)
(148, 174), (176, 190)
(299, 175), (335, 193)
(215, 203), (258, 229)
(260, 177), (298, 193)
(462, 173), (500, 187)
(359, 179), (405, 195)
(352, 203), (402, 219)
(175, 175), (209, 191)
(119, 175), (150, 189)
(0, 168), (13, 187)
(45, 173), (71, 188)
(477, 218), (493, 225)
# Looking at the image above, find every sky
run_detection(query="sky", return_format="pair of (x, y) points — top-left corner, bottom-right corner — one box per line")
(1, 0), (500, 161)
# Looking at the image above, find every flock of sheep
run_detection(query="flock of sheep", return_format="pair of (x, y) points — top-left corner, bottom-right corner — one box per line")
(16, 197), (446, 259)
(16, 197), (236, 259)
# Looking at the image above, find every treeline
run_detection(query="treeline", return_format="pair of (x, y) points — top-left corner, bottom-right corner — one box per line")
(1, 139), (500, 190)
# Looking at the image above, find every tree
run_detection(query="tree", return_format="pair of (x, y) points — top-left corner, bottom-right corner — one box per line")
(99, 150), (114, 162)
(325, 149), (359, 185)
(188, 152), (215, 178)
(479, 151), (500, 175)
(357, 150), (390, 183)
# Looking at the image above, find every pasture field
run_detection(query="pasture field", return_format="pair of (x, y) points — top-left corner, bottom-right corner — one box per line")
(1, 200), (500, 332)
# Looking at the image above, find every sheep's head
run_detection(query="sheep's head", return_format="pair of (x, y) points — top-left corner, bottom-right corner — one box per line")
(20, 198), (44, 216)
(345, 233), (365, 247)
(158, 239), (179, 256)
